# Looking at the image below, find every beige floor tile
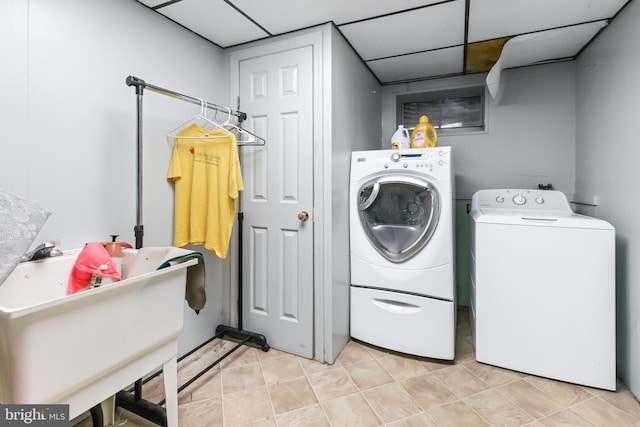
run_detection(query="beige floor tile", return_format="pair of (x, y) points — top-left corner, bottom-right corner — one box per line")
(432, 364), (490, 397)
(243, 419), (277, 427)
(256, 346), (290, 362)
(400, 373), (458, 411)
(420, 358), (452, 372)
(308, 367), (358, 401)
(463, 388), (534, 426)
(336, 340), (376, 366)
(140, 374), (170, 404)
(297, 355), (342, 375)
(267, 376), (318, 414)
(377, 353), (430, 381)
(536, 409), (596, 426)
(427, 400), (491, 426)
(321, 392), (381, 427)
(463, 360), (525, 387)
(185, 339), (228, 367)
(454, 336), (476, 364)
(275, 403), (331, 427)
(219, 345), (260, 369)
(524, 375), (594, 407)
(362, 382), (422, 423)
(360, 342), (392, 359)
(221, 362), (264, 394)
(221, 385), (274, 426)
(385, 412), (438, 427)
(68, 311), (640, 427)
(344, 359), (394, 390)
(261, 353), (305, 384)
(497, 379), (564, 419)
(184, 365), (223, 402)
(570, 396), (640, 427)
(599, 387), (640, 419)
(178, 397), (223, 427)
(177, 356), (219, 385)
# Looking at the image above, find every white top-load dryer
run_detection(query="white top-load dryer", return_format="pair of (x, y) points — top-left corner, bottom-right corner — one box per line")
(469, 189), (615, 390)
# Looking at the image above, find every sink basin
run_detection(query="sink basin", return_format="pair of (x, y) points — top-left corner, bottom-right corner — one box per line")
(0, 248), (196, 424)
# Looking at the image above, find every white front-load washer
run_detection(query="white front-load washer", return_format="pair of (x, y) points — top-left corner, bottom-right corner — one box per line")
(469, 189), (616, 390)
(350, 148), (455, 360)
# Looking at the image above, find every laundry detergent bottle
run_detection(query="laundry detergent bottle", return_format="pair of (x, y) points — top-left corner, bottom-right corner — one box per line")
(391, 125), (410, 149)
(410, 115), (438, 148)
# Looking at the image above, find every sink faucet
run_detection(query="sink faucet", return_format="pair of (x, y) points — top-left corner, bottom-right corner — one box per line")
(21, 241), (63, 262)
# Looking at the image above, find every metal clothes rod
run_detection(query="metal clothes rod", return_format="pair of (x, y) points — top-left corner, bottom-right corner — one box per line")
(118, 75), (268, 427)
(125, 75), (247, 122)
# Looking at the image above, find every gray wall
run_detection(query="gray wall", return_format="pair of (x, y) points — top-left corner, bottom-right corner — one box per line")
(328, 26), (382, 361)
(575, 0), (640, 398)
(0, 0), (233, 357)
(381, 62), (577, 305)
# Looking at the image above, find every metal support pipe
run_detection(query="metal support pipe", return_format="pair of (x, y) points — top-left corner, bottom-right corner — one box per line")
(135, 84), (144, 251)
(126, 75), (246, 122)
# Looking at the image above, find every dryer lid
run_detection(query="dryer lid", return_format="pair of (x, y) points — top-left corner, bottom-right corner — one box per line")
(358, 175), (440, 263)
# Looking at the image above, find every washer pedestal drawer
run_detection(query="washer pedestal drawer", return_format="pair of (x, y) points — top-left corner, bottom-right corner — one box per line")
(350, 286), (455, 360)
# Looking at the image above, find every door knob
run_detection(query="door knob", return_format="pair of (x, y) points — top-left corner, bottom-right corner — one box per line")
(298, 211), (310, 222)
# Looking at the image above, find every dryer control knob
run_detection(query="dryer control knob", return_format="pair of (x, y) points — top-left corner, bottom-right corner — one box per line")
(390, 152), (401, 162)
(496, 196), (505, 203)
(535, 197), (545, 204)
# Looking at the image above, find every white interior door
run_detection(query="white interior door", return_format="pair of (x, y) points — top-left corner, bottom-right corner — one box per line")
(239, 45), (314, 358)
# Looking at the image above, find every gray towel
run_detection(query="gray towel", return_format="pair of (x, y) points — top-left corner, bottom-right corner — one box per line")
(125, 246), (206, 312)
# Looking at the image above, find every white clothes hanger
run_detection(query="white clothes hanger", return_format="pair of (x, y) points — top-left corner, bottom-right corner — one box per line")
(167, 99), (231, 141)
(220, 107), (266, 146)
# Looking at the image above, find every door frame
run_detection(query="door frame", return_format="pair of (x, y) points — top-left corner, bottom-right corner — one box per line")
(229, 28), (330, 361)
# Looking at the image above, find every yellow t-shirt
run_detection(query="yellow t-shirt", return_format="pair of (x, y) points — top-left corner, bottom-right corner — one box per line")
(167, 123), (244, 259)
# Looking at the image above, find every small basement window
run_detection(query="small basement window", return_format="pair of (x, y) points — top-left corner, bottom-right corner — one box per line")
(397, 86), (486, 135)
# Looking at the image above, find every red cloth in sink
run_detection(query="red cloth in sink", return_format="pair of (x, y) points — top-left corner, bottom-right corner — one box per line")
(67, 242), (121, 294)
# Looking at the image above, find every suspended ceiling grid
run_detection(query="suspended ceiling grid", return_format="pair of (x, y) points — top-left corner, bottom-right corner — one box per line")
(137, 0), (631, 84)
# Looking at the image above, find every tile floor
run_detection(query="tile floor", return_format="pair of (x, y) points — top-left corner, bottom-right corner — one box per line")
(74, 308), (640, 426)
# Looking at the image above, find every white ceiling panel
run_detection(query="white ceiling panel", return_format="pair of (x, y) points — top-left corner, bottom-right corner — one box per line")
(137, 0), (631, 84)
(159, 0), (269, 47)
(486, 21), (608, 100)
(137, 0), (166, 7)
(468, 0), (627, 42)
(340, 0), (465, 61)
(367, 46), (464, 83)
(229, 0), (445, 35)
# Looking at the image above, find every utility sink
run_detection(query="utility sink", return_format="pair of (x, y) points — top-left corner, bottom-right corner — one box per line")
(0, 248), (196, 425)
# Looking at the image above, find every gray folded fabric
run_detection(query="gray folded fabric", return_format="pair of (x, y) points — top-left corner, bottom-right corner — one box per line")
(0, 188), (51, 286)
(125, 246), (206, 312)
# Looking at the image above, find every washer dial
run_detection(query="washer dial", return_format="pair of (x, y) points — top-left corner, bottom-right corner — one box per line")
(513, 194), (527, 205)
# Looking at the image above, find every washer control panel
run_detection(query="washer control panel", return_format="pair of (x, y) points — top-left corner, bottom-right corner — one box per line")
(472, 189), (573, 213)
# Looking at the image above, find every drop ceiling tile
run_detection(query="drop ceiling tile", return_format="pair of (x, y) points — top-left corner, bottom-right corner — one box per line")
(486, 21), (608, 100)
(466, 37), (511, 73)
(137, 0), (166, 7)
(340, 0), (465, 61)
(468, 0), (627, 42)
(497, 21), (608, 69)
(367, 46), (464, 83)
(229, 0), (445, 35)
(158, 0), (269, 47)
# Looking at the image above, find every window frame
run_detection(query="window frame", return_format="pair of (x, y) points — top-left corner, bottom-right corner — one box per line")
(396, 85), (488, 137)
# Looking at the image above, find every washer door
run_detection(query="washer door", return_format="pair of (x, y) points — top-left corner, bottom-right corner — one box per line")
(358, 174), (440, 263)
